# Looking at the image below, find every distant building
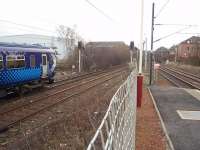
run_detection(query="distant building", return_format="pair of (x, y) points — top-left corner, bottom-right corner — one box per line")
(154, 47), (169, 63)
(84, 41), (130, 69)
(0, 34), (77, 59)
(177, 36), (200, 65)
(177, 36), (200, 59)
(168, 45), (177, 62)
(153, 36), (200, 65)
(86, 41), (126, 48)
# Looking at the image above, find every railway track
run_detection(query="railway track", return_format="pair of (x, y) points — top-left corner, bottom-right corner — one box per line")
(0, 67), (127, 114)
(164, 67), (200, 79)
(159, 67), (200, 90)
(0, 65), (126, 106)
(0, 65), (125, 100)
(51, 65), (126, 88)
(0, 67), (128, 133)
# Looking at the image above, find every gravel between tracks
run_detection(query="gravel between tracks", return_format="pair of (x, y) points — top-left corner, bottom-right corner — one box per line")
(0, 70), (129, 149)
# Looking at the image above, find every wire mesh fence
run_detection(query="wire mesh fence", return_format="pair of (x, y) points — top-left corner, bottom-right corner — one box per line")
(87, 69), (137, 150)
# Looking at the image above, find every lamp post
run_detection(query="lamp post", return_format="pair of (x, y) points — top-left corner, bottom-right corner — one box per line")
(137, 0), (144, 108)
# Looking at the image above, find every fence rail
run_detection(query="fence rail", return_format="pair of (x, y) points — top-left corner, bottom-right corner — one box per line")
(87, 70), (137, 150)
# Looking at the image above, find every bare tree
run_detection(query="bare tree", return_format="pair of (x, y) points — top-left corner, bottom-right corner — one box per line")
(57, 25), (76, 56)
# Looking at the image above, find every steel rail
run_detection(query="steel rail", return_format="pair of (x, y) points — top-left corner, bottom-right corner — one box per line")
(15, 77), (124, 140)
(52, 66), (122, 88)
(160, 68), (200, 90)
(0, 69), (127, 133)
(159, 71), (182, 87)
(163, 67), (200, 82)
(53, 64), (127, 87)
(0, 67), (127, 116)
(165, 66), (200, 79)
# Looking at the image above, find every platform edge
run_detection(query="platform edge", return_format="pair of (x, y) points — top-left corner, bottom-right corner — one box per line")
(147, 87), (175, 150)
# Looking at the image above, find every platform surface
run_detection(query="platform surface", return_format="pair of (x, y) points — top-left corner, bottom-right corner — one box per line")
(150, 86), (200, 150)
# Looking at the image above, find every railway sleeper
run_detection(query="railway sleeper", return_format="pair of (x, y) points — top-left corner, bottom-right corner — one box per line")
(0, 126), (9, 134)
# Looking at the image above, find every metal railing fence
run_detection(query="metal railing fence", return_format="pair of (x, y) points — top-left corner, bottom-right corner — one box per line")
(87, 69), (137, 150)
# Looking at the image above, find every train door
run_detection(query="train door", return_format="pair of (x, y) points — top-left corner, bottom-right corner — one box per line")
(42, 54), (48, 77)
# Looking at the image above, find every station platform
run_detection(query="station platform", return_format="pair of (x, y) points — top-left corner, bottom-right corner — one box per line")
(149, 86), (200, 150)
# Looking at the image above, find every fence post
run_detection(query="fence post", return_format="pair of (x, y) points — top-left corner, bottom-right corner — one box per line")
(87, 70), (137, 150)
(137, 74), (143, 107)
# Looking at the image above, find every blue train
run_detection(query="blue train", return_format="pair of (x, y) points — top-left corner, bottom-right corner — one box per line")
(0, 43), (56, 96)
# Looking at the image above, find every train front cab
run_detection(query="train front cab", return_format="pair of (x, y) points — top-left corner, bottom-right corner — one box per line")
(41, 53), (56, 83)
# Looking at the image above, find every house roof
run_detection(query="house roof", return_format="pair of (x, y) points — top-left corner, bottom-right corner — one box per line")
(0, 42), (55, 53)
(0, 42), (49, 49)
(180, 36), (200, 44)
(155, 47), (169, 52)
(86, 41), (126, 48)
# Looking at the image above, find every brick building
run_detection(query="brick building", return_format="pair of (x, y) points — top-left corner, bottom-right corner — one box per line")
(177, 36), (200, 58)
(153, 36), (200, 65)
(177, 36), (200, 65)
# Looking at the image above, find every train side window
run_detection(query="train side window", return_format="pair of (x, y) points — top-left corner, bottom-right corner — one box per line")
(0, 56), (3, 69)
(16, 55), (25, 68)
(42, 55), (47, 65)
(6, 56), (15, 68)
(30, 55), (36, 67)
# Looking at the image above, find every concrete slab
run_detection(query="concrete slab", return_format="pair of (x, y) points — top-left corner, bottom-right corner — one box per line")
(150, 86), (200, 150)
(184, 89), (200, 101)
(177, 110), (200, 120)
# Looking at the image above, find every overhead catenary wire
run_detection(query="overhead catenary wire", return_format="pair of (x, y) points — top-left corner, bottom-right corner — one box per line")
(0, 19), (54, 33)
(84, 0), (115, 22)
(155, 0), (170, 18)
(178, 32), (200, 35)
(0, 34), (57, 41)
(0, 24), (58, 43)
(155, 23), (199, 27)
(154, 26), (192, 43)
(0, 24), (56, 36)
(0, 1), (116, 37)
(0, 18), (82, 38)
(0, 19), (83, 47)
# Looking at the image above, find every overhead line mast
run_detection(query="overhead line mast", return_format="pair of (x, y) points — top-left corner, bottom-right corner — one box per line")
(149, 3), (155, 85)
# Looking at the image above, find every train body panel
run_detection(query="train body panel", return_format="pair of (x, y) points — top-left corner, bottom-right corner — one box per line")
(0, 67), (42, 87)
(0, 43), (56, 93)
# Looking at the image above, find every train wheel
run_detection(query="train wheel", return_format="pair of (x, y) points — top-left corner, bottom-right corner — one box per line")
(16, 86), (26, 97)
(0, 90), (7, 98)
(48, 78), (54, 84)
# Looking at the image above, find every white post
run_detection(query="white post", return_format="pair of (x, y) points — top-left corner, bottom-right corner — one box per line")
(79, 49), (81, 72)
(139, 0), (144, 74)
(130, 50), (133, 63)
(175, 47), (177, 63)
(144, 38), (147, 71)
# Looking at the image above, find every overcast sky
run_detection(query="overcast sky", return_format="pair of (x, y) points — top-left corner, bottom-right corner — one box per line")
(0, 0), (200, 50)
